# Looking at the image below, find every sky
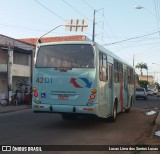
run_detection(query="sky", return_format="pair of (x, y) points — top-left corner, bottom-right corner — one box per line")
(0, 0), (160, 83)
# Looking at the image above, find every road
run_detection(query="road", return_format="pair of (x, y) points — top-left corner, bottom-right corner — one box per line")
(134, 95), (160, 109)
(0, 96), (159, 153)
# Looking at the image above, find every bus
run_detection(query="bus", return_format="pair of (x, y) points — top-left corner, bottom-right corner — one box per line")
(32, 36), (135, 122)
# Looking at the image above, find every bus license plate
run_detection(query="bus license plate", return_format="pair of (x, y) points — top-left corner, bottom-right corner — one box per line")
(58, 95), (69, 100)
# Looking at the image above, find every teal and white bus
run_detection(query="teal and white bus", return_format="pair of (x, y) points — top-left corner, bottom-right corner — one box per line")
(32, 36), (135, 121)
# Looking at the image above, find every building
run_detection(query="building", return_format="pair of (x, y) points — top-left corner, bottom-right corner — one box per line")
(0, 34), (35, 101)
(138, 75), (154, 85)
(19, 35), (89, 45)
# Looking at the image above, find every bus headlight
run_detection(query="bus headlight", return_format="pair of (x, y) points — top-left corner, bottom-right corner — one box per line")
(91, 89), (97, 94)
(87, 99), (94, 106)
(35, 97), (41, 103)
(33, 87), (37, 92)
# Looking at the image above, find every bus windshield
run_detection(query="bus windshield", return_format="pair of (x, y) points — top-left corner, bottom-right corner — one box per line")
(36, 44), (94, 68)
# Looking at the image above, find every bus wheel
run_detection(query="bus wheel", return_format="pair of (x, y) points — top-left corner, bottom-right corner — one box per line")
(108, 103), (117, 122)
(62, 113), (78, 120)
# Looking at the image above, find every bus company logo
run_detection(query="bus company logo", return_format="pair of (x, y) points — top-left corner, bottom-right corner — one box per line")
(70, 78), (92, 88)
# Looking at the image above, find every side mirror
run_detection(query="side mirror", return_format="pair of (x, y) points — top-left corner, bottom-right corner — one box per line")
(38, 39), (42, 43)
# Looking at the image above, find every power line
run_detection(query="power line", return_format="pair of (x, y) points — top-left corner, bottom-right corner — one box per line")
(103, 31), (160, 46)
(33, 0), (65, 21)
(82, 0), (94, 10)
(0, 23), (46, 32)
(62, 0), (91, 22)
(154, 0), (160, 33)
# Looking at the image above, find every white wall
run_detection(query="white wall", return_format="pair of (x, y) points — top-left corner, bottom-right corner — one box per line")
(12, 64), (30, 77)
(0, 74), (7, 100)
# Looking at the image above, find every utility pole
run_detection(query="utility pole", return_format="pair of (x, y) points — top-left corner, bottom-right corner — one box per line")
(8, 45), (13, 103)
(92, 10), (96, 42)
(92, 8), (104, 42)
(133, 54), (135, 67)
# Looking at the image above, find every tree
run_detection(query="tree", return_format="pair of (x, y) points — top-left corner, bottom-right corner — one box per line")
(138, 80), (149, 89)
(135, 62), (148, 76)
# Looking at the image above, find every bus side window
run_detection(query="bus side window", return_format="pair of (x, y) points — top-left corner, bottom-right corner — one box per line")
(108, 64), (113, 88)
(127, 67), (133, 84)
(103, 55), (108, 80)
(119, 62), (123, 83)
(99, 53), (103, 81)
(99, 52), (108, 81)
(114, 59), (118, 82)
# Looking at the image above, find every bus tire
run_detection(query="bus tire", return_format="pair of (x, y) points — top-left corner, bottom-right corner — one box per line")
(108, 103), (117, 122)
(62, 113), (78, 120)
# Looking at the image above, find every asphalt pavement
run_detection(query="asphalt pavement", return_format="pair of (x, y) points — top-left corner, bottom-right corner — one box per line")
(0, 103), (160, 126)
(0, 102), (160, 154)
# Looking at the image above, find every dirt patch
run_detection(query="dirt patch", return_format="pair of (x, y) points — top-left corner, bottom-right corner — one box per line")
(134, 111), (160, 145)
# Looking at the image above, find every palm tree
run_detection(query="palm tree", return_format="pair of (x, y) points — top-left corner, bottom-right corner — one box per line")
(135, 62), (148, 76)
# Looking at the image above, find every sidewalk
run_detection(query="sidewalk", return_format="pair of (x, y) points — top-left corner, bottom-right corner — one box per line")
(0, 104), (31, 114)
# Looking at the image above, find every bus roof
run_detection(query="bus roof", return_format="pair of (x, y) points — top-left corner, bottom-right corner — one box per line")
(95, 42), (134, 68)
(38, 40), (93, 46)
(19, 35), (92, 46)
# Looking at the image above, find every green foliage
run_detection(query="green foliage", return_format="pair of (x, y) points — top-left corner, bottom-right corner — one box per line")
(135, 62), (148, 76)
(138, 80), (149, 89)
(135, 62), (148, 69)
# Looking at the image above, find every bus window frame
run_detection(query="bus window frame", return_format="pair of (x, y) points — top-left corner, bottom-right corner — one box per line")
(99, 51), (108, 81)
(35, 44), (95, 69)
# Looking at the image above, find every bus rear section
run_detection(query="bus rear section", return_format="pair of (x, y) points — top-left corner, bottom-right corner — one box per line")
(32, 42), (99, 119)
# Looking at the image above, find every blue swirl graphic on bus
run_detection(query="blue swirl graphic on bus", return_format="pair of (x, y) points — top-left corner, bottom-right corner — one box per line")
(79, 78), (92, 88)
